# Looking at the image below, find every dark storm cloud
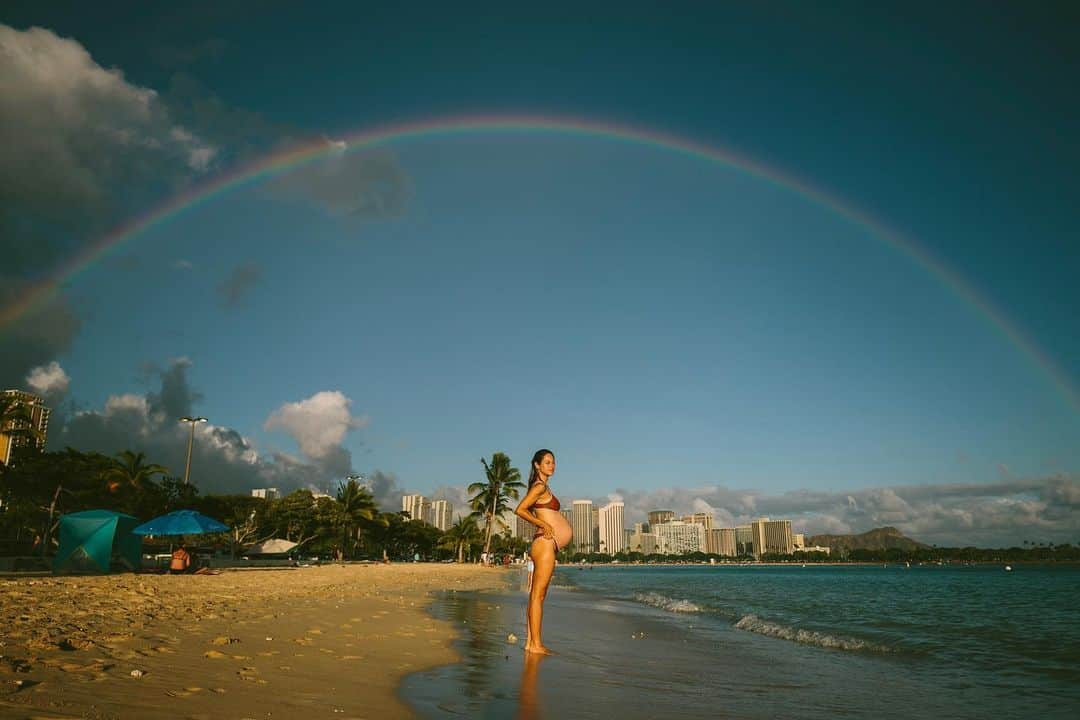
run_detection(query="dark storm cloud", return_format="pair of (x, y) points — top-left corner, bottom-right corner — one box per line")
(366, 470), (405, 511)
(55, 359), (367, 496)
(216, 262), (261, 307)
(0, 287), (81, 388)
(145, 357), (203, 419)
(0, 25), (216, 234)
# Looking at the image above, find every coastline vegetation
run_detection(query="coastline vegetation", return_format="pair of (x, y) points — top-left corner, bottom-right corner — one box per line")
(0, 447), (531, 564)
(1, 446), (1075, 567)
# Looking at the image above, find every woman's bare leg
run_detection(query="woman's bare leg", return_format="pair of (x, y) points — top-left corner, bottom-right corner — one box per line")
(525, 537), (556, 654)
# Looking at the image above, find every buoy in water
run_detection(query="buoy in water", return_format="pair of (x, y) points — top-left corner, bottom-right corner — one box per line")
(1005, 565), (1013, 571)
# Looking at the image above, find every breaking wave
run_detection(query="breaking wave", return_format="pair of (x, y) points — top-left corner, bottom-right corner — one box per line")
(633, 592), (702, 613)
(734, 614), (885, 652)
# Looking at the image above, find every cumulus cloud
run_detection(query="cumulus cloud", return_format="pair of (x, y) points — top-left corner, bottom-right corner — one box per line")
(264, 391), (366, 462)
(268, 141), (412, 219)
(0, 24), (215, 227)
(25, 360), (70, 398)
(216, 262), (261, 307)
(54, 359), (366, 496)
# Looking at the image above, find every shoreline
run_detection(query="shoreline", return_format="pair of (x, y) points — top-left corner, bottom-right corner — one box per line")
(0, 563), (510, 719)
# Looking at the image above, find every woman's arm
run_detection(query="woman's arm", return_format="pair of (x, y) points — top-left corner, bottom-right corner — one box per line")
(514, 483), (552, 535)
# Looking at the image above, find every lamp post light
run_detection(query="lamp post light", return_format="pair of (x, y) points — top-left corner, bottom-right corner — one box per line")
(178, 416), (208, 484)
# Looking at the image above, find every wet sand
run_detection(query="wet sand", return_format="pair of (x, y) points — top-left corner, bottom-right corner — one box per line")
(0, 564), (508, 719)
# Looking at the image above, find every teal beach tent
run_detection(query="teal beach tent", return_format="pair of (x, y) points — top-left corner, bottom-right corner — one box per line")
(52, 510), (142, 574)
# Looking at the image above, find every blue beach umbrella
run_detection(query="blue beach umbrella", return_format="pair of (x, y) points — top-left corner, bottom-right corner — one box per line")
(132, 510), (230, 536)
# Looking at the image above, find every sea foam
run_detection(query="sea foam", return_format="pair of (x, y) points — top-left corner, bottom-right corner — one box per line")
(633, 592), (702, 613)
(734, 614), (885, 652)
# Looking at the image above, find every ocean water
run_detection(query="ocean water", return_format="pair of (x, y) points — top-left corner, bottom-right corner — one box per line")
(403, 564), (1080, 719)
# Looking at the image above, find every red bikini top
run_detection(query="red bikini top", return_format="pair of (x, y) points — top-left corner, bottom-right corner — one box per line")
(532, 483), (561, 511)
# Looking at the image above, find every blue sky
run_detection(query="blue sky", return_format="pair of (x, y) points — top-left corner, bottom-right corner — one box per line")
(1, 1), (1077, 545)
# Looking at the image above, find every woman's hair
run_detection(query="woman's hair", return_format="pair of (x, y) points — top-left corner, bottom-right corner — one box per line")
(528, 448), (554, 486)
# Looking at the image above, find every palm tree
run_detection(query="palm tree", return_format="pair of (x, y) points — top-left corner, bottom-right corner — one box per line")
(469, 452), (525, 561)
(440, 516), (482, 563)
(335, 477), (379, 559)
(103, 450), (169, 493)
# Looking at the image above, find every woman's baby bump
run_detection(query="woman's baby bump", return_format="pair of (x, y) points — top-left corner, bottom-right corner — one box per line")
(536, 509), (572, 548)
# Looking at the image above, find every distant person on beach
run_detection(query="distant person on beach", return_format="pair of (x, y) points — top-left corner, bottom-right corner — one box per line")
(514, 448), (572, 655)
(526, 556), (535, 592)
(170, 541), (192, 574)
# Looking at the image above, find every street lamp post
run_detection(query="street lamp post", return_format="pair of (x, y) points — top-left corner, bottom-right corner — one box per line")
(178, 416), (208, 484)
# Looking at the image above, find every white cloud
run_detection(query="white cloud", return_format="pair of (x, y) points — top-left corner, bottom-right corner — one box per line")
(0, 24), (215, 216)
(103, 393), (150, 419)
(263, 390), (367, 462)
(25, 360), (70, 397)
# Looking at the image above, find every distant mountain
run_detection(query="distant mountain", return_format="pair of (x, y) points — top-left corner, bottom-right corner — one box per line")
(807, 526), (928, 553)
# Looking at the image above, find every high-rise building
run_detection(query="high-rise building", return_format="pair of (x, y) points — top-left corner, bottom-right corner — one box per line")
(516, 514), (534, 540)
(402, 494), (428, 522)
(430, 500), (453, 531)
(0, 390), (51, 466)
(598, 501), (625, 555)
(648, 510), (675, 527)
(793, 533), (805, 550)
(750, 518), (794, 557)
(571, 500), (594, 553)
(251, 488), (279, 500)
(682, 512), (714, 530)
(633, 522), (649, 535)
(655, 521), (706, 555)
(735, 525), (754, 556)
(592, 507), (600, 551)
(708, 528), (737, 557)
(561, 508), (573, 526)
(638, 533), (658, 555)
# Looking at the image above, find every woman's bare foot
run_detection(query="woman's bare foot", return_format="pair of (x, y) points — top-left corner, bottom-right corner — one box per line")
(524, 644), (555, 655)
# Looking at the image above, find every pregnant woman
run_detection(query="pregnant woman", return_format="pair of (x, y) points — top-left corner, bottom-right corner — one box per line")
(514, 448), (572, 655)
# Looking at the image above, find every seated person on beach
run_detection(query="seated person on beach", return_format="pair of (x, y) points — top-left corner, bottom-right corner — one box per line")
(170, 542), (192, 574)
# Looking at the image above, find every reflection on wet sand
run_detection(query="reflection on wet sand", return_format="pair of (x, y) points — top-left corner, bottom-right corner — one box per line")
(517, 650), (546, 720)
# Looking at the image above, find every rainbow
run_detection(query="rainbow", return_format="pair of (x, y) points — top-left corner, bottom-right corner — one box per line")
(3, 113), (1075, 408)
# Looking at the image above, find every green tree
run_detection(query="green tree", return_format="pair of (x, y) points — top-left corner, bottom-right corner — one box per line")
(335, 478), (379, 559)
(103, 450), (169, 493)
(440, 515), (482, 563)
(469, 452), (524, 560)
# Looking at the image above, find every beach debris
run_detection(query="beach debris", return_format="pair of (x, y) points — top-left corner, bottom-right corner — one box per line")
(129, 669), (145, 678)
(265, 636), (274, 641)
(506, 633), (518, 643)
(203, 650), (227, 659)
(211, 636), (240, 645)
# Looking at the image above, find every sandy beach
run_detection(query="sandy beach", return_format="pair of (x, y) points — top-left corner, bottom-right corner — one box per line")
(0, 564), (510, 720)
